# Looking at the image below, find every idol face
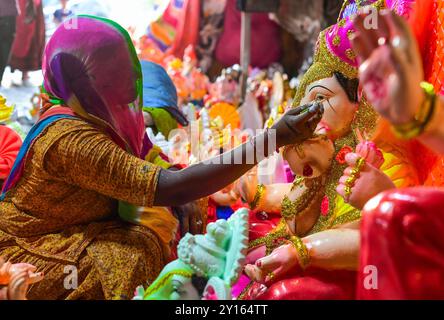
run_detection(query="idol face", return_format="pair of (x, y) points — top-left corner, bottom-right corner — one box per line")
(169, 276), (200, 300)
(284, 75), (358, 177)
(300, 75), (358, 139)
(145, 274), (200, 300)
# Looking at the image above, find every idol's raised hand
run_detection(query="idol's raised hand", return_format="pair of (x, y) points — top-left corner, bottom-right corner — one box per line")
(272, 102), (324, 148)
(337, 152), (395, 210)
(351, 11), (423, 126)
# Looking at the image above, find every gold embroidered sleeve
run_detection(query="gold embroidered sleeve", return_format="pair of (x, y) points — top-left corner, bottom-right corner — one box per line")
(44, 124), (161, 207)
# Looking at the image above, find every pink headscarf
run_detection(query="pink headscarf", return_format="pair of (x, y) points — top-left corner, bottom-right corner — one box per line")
(43, 16), (146, 156)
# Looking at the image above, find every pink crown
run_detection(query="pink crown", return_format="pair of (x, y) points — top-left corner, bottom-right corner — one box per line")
(325, 16), (360, 68)
(324, 0), (414, 69)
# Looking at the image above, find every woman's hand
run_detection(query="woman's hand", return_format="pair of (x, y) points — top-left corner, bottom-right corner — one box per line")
(173, 201), (206, 236)
(244, 243), (300, 284)
(351, 11), (424, 126)
(337, 153), (395, 210)
(272, 102), (324, 148)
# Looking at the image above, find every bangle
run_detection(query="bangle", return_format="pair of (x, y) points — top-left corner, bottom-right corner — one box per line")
(392, 82), (437, 139)
(288, 236), (310, 269)
(250, 184), (266, 210)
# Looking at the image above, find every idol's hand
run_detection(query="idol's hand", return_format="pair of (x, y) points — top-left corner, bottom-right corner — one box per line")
(351, 11), (423, 126)
(7, 271), (30, 300)
(336, 153), (395, 210)
(0, 260), (42, 286)
(211, 183), (240, 207)
(355, 137), (384, 169)
(244, 243), (299, 285)
(272, 102), (324, 148)
(236, 167), (258, 205)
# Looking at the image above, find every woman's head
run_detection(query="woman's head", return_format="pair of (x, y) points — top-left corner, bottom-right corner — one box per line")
(42, 16), (145, 156)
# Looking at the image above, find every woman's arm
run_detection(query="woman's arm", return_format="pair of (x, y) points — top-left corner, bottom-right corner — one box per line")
(153, 104), (324, 206)
(46, 103), (323, 208)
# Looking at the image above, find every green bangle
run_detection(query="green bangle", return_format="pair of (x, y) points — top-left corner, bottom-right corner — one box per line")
(392, 81), (436, 139)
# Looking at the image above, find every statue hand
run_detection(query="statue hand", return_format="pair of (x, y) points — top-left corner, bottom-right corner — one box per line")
(351, 11), (424, 126)
(0, 258), (43, 300)
(236, 167), (258, 205)
(337, 153), (395, 210)
(211, 183), (240, 206)
(355, 140), (384, 169)
(8, 263), (43, 285)
(0, 261), (38, 285)
(244, 243), (299, 285)
(7, 271), (29, 300)
(272, 102), (324, 148)
(7, 270), (44, 300)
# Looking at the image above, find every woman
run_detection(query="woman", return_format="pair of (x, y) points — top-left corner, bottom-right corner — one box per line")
(0, 16), (322, 300)
(238, 0), (419, 300)
(9, 0), (45, 85)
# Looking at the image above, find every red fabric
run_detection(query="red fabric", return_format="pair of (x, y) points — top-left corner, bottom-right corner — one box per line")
(248, 209), (281, 242)
(405, 0), (444, 186)
(9, 0), (45, 72)
(0, 126), (22, 180)
(214, 0), (282, 68)
(358, 188), (444, 299)
(166, 0), (201, 58)
(244, 268), (356, 300)
(207, 198), (218, 224)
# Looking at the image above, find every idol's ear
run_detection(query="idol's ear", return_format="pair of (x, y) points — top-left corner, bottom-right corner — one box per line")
(202, 277), (231, 300)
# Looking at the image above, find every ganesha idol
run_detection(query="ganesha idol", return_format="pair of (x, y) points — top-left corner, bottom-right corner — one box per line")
(235, 0), (420, 300)
(133, 208), (248, 300)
